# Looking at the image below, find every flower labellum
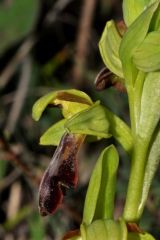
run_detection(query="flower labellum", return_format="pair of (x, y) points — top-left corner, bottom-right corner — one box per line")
(39, 133), (85, 216)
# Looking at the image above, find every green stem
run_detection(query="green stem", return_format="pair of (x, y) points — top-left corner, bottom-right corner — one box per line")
(123, 72), (147, 222)
(123, 138), (148, 222)
(127, 86), (136, 134)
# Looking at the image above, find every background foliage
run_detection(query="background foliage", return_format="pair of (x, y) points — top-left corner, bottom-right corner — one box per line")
(0, 0), (160, 239)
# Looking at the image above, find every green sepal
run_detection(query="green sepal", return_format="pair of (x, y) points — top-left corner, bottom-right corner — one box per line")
(120, 1), (159, 85)
(128, 232), (156, 240)
(66, 103), (133, 154)
(81, 219), (127, 240)
(65, 103), (111, 139)
(133, 31), (160, 72)
(40, 120), (110, 147)
(138, 123), (160, 216)
(99, 20), (123, 78)
(32, 89), (92, 121)
(40, 119), (67, 146)
(122, 0), (154, 27)
(82, 145), (119, 225)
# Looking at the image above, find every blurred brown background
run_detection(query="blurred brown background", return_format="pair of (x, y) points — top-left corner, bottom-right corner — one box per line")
(0, 0), (160, 239)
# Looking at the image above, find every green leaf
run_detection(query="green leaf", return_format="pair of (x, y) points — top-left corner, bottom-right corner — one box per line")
(32, 89), (92, 121)
(0, 0), (38, 53)
(99, 20), (123, 78)
(81, 219), (127, 240)
(28, 212), (45, 240)
(66, 103), (111, 139)
(128, 232), (156, 240)
(82, 145), (119, 225)
(138, 123), (160, 216)
(138, 72), (160, 141)
(120, 1), (159, 85)
(122, 0), (154, 26)
(40, 119), (67, 146)
(133, 31), (160, 72)
(66, 103), (133, 154)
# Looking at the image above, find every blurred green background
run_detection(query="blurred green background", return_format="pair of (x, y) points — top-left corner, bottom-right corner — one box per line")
(0, 0), (160, 239)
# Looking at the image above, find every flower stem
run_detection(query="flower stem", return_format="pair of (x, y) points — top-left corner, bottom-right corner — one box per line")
(123, 138), (148, 222)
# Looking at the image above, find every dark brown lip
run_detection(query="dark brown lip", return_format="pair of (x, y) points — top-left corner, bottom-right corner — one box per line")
(38, 133), (85, 216)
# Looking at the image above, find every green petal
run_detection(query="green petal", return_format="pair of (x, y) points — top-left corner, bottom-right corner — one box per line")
(32, 91), (57, 121)
(40, 119), (67, 146)
(82, 145), (119, 225)
(133, 31), (160, 72)
(32, 89), (92, 121)
(99, 20), (123, 78)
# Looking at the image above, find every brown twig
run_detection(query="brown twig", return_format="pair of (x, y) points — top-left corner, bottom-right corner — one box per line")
(44, 0), (74, 25)
(7, 181), (22, 219)
(0, 134), (40, 186)
(0, 36), (35, 89)
(72, 0), (97, 87)
(4, 57), (32, 135)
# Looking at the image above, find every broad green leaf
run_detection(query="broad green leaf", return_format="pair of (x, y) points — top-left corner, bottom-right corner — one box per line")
(82, 145), (119, 225)
(138, 72), (160, 141)
(81, 219), (127, 240)
(66, 104), (133, 154)
(120, 1), (159, 85)
(128, 232), (155, 240)
(138, 124), (160, 216)
(0, 0), (38, 52)
(66, 103), (111, 139)
(40, 119), (67, 146)
(133, 31), (160, 72)
(99, 20), (123, 78)
(122, 0), (155, 26)
(32, 89), (92, 121)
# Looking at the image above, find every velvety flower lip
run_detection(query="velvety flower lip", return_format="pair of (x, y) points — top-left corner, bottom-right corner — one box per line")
(38, 133), (84, 216)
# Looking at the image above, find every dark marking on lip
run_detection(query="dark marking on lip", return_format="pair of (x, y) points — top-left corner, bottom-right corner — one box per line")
(39, 133), (85, 216)
(56, 92), (92, 105)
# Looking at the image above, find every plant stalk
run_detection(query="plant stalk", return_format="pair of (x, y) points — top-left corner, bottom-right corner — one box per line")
(123, 138), (148, 222)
